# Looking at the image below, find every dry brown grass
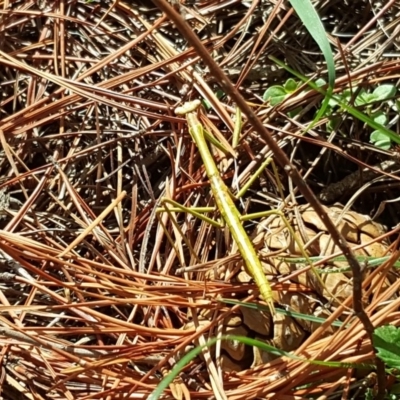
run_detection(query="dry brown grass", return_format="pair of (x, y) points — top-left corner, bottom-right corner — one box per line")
(0, 1), (400, 399)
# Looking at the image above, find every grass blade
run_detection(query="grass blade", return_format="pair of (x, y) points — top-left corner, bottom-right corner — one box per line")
(288, 0), (335, 128)
(149, 334), (373, 399)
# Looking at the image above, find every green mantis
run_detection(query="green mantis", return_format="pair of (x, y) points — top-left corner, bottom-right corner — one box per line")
(171, 100), (276, 314)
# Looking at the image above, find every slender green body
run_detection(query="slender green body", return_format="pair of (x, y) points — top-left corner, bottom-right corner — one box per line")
(176, 102), (275, 314)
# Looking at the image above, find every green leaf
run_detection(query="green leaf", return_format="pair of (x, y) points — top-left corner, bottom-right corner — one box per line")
(328, 88), (353, 108)
(263, 85), (287, 106)
(201, 100), (211, 110)
(342, 88), (360, 105)
(371, 111), (388, 126)
(373, 325), (400, 369)
(269, 57), (400, 145)
(284, 78), (298, 93)
(356, 92), (375, 106)
(370, 130), (391, 150)
(354, 84), (397, 107)
(215, 89), (225, 99)
(328, 97), (340, 108)
(315, 77), (327, 87)
(373, 84), (397, 101)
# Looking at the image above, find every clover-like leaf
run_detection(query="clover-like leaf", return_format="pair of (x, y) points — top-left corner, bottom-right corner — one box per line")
(370, 130), (391, 150)
(371, 111), (388, 126)
(373, 325), (400, 369)
(284, 78), (298, 93)
(263, 85), (287, 106)
(372, 84), (397, 102)
(356, 91), (375, 106)
(315, 77), (326, 87)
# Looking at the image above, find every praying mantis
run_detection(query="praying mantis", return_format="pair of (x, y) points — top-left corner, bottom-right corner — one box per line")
(175, 99), (276, 314)
(157, 100), (317, 315)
